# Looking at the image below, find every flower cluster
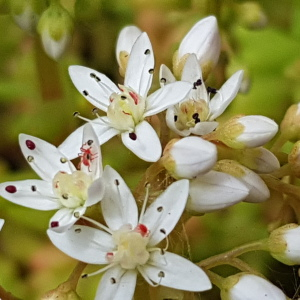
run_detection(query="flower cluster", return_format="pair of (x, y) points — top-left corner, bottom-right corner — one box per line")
(0, 13), (295, 300)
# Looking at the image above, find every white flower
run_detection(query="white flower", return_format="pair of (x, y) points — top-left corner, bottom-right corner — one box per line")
(187, 170), (249, 213)
(220, 273), (288, 300)
(0, 124), (105, 232)
(173, 16), (221, 79)
(48, 166), (212, 299)
(162, 136), (217, 179)
(59, 32), (192, 162)
(115, 25), (142, 76)
(163, 54), (244, 136)
(0, 219), (4, 231)
(268, 223), (300, 266)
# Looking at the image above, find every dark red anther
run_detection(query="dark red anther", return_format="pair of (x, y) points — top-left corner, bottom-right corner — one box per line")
(136, 224), (148, 237)
(25, 140), (36, 150)
(129, 132), (137, 141)
(5, 185), (17, 193)
(50, 221), (59, 228)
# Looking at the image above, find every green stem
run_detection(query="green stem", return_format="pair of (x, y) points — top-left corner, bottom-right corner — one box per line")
(270, 133), (288, 153)
(268, 163), (292, 178)
(199, 239), (269, 269)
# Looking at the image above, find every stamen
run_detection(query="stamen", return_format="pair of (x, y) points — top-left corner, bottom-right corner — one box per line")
(90, 73), (101, 82)
(160, 77), (166, 84)
(80, 215), (112, 234)
(31, 185), (37, 192)
(25, 140), (36, 150)
(129, 132), (137, 140)
(207, 86), (218, 94)
(148, 68), (154, 74)
(92, 108), (100, 118)
(87, 140), (93, 146)
(174, 115), (178, 122)
(139, 183), (151, 224)
(137, 266), (160, 287)
(144, 49), (150, 55)
(27, 155), (34, 162)
(73, 112), (92, 122)
(81, 262), (117, 278)
(60, 157), (67, 163)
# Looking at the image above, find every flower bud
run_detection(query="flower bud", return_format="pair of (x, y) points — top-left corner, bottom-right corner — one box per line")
(187, 170), (249, 214)
(235, 2), (268, 30)
(220, 273), (288, 300)
(162, 137), (217, 179)
(214, 115), (278, 149)
(116, 26), (142, 77)
(268, 223), (300, 266)
(173, 16), (221, 80)
(9, 0), (46, 33)
(214, 160), (270, 203)
(37, 2), (73, 60)
(280, 103), (300, 142)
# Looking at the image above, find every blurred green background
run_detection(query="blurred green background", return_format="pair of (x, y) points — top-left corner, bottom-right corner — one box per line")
(0, 0), (300, 299)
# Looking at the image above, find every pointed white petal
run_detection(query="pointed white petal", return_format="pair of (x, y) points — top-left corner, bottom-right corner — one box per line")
(166, 107), (191, 137)
(0, 180), (60, 210)
(69, 66), (119, 112)
(144, 81), (192, 117)
(141, 251), (211, 291)
(47, 225), (114, 264)
(101, 166), (138, 231)
(159, 64), (176, 87)
(19, 134), (75, 182)
(124, 32), (154, 98)
(141, 180), (189, 246)
(250, 147), (280, 173)
(95, 266), (137, 300)
(0, 219), (4, 230)
(209, 70), (244, 120)
(92, 118), (120, 144)
(188, 171), (249, 213)
(116, 26), (142, 66)
(121, 121), (162, 162)
(190, 121), (218, 135)
(80, 123), (102, 179)
(49, 207), (86, 232)
(86, 177), (106, 207)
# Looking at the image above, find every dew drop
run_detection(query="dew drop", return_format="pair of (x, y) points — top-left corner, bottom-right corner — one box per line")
(26, 140), (36, 150)
(129, 132), (137, 141)
(5, 185), (17, 193)
(27, 155), (34, 162)
(50, 221), (59, 228)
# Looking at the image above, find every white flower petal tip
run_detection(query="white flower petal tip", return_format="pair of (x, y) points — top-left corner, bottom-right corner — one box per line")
(220, 273), (288, 300)
(121, 121), (162, 162)
(162, 137), (217, 179)
(159, 64), (176, 87)
(174, 16), (221, 79)
(268, 224), (300, 266)
(216, 115), (278, 149)
(214, 160), (270, 203)
(188, 170), (249, 214)
(0, 219), (5, 231)
(116, 25), (142, 76)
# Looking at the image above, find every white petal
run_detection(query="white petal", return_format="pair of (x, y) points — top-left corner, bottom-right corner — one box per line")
(0, 219), (4, 230)
(0, 180), (60, 210)
(69, 65), (119, 112)
(209, 70), (244, 120)
(188, 171), (249, 213)
(19, 134), (75, 182)
(49, 207), (86, 232)
(124, 32), (154, 98)
(166, 107), (191, 137)
(95, 266), (137, 300)
(250, 147), (280, 173)
(80, 123), (103, 179)
(144, 81), (192, 117)
(121, 121), (162, 162)
(101, 166), (138, 231)
(190, 121), (219, 135)
(86, 177), (106, 207)
(141, 180), (189, 246)
(92, 118), (120, 144)
(47, 225), (114, 264)
(141, 251), (211, 291)
(116, 26), (142, 66)
(159, 64), (176, 87)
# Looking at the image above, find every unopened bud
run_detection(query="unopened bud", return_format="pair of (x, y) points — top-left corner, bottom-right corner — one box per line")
(214, 160), (270, 203)
(37, 2), (73, 60)
(220, 273), (288, 300)
(280, 103), (300, 142)
(235, 2), (268, 30)
(162, 137), (217, 179)
(214, 115), (278, 149)
(268, 223), (300, 266)
(116, 26), (142, 77)
(188, 170), (249, 214)
(173, 16), (221, 80)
